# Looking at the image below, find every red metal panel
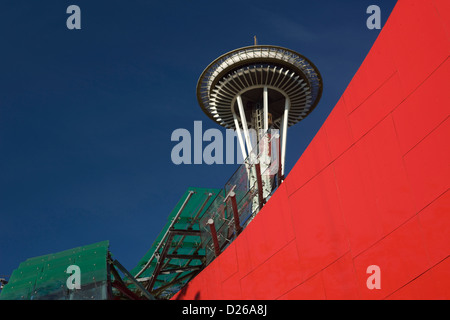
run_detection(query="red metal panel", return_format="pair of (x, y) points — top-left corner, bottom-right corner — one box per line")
(177, 257), (222, 300)
(284, 126), (332, 196)
(241, 213), (271, 270)
(323, 97), (354, 160)
(283, 146), (316, 196)
(218, 241), (238, 283)
(387, 257), (450, 300)
(333, 144), (384, 257)
(203, 259), (224, 300)
(342, 25), (397, 114)
(385, 279), (424, 300)
(321, 253), (360, 300)
(257, 183), (296, 263)
(221, 272), (243, 300)
(433, 0), (450, 37)
(353, 217), (430, 300)
(386, 1), (450, 94)
(357, 116), (415, 236)
(240, 241), (302, 300)
(233, 228), (253, 277)
(422, 257), (450, 299)
(239, 261), (272, 300)
(269, 241), (304, 299)
(172, 273), (204, 300)
(289, 165), (349, 280)
(348, 72), (405, 142)
(417, 190), (450, 266)
(392, 59), (450, 155)
(403, 118), (450, 212)
(277, 273), (326, 300)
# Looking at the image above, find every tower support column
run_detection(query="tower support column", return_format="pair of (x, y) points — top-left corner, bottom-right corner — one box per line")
(237, 95), (253, 156)
(280, 98), (290, 176)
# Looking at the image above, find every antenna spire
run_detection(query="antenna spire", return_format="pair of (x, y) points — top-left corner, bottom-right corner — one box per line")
(254, 35), (258, 46)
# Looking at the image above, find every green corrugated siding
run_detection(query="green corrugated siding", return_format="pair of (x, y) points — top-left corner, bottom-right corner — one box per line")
(0, 240), (109, 300)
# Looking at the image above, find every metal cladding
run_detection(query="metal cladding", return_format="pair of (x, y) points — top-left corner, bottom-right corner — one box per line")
(0, 241), (111, 300)
(197, 45), (323, 129)
(174, 1), (450, 300)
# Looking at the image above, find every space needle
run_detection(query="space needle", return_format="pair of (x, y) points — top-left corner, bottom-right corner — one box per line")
(196, 41), (323, 194)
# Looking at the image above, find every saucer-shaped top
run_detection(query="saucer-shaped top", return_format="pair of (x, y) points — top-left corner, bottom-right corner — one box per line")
(196, 45), (323, 129)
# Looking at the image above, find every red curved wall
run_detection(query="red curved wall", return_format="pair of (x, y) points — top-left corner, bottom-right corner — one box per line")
(173, 0), (450, 300)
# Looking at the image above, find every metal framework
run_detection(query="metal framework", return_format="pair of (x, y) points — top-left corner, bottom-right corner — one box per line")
(131, 188), (221, 299)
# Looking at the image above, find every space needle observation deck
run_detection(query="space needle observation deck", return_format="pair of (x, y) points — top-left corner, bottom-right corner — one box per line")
(196, 44), (323, 177)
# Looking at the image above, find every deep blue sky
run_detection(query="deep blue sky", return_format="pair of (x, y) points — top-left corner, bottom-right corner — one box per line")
(0, 0), (396, 277)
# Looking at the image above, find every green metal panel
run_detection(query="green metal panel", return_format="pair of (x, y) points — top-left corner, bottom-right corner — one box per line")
(131, 188), (220, 275)
(130, 187), (221, 298)
(0, 240), (110, 300)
